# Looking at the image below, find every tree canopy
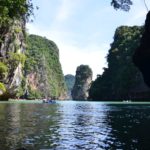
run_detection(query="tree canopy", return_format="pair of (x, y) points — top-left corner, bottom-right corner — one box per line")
(111, 0), (133, 11)
(0, 0), (33, 26)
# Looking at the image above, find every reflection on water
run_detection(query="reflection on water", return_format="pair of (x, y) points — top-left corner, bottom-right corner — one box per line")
(0, 101), (150, 149)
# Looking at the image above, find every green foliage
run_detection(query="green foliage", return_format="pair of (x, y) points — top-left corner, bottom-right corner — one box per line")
(0, 62), (8, 78)
(0, 82), (6, 93)
(16, 86), (24, 98)
(16, 77), (26, 98)
(111, 0), (133, 11)
(89, 26), (143, 101)
(76, 65), (93, 80)
(25, 34), (66, 99)
(14, 27), (22, 33)
(0, 0), (33, 27)
(8, 52), (26, 67)
(0, 0), (34, 99)
(27, 88), (43, 99)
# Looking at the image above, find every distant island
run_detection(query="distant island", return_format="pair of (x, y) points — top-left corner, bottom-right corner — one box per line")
(72, 65), (92, 100)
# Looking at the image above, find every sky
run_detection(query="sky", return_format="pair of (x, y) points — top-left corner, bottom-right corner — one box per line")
(27, 0), (150, 79)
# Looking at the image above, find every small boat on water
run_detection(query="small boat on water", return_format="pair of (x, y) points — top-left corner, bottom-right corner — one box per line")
(43, 99), (56, 104)
(123, 100), (131, 103)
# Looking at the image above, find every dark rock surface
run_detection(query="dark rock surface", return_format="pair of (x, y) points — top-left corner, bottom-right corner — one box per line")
(133, 11), (150, 87)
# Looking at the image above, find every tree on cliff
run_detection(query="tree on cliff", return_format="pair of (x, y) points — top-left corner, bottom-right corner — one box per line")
(111, 0), (133, 11)
(0, 0), (34, 48)
(0, 0), (34, 49)
(0, 0), (33, 24)
(25, 34), (67, 99)
(111, 1), (150, 89)
(89, 26), (148, 101)
(0, 0), (34, 99)
(111, 0), (149, 11)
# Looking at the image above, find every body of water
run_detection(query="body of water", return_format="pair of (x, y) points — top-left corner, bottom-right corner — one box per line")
(0, 101), (150, 150)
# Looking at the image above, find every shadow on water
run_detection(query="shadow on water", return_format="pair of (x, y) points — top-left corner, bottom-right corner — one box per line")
(0, 102), (150, 149)
(104, 104), (150, 150)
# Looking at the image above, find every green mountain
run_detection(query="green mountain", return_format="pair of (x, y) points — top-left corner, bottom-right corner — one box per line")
(64, 74), (75, 99)
(24, 34), (67, 99)
(89, 26), (150, 101)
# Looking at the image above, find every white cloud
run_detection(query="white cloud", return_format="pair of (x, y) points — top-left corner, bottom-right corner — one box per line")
(56, 0), (71, 21)
(55, 0), (80, 22)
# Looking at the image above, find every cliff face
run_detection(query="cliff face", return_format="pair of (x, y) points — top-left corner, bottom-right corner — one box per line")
(64, 74), (75, 99)
(133, 11), (150, 88)
(0, 2), (67, 100)
(89, 26), (150, 101)
(25, 35), (67, 99)
(71, 65), (92, 100)
(0, 19), (26, 99)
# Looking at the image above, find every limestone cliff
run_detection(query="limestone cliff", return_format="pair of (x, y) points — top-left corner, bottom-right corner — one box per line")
(71, 65), (92, 100)
(89, 26), (150, 101)
(0, 19), (26, 99)
(25, 35), (67, 99)
(0, 1), (67, 100)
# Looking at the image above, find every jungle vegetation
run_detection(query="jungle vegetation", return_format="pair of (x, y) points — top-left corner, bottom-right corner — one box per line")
(89, 26), (150, 101)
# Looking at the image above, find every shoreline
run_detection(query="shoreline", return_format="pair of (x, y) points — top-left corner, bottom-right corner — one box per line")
(0, 100), (150, 104)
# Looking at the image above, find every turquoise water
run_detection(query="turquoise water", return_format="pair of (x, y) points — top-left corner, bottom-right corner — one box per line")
(0, 101), (150, 150)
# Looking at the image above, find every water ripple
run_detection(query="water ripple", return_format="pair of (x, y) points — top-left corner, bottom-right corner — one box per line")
(0, 102), (150, 149)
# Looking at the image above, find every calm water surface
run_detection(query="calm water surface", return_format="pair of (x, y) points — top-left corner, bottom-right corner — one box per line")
(0, 101), (150, 150)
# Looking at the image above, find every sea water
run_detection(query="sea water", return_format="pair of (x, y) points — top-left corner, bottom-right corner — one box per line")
(0, 101), (150, 150)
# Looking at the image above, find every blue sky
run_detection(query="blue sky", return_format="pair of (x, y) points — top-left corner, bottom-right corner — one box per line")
(27, 0), (150, 79)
